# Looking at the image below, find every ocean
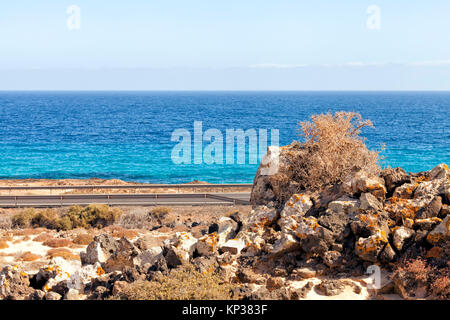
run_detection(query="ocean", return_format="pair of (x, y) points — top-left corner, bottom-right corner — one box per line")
(0, 91), (448, 183)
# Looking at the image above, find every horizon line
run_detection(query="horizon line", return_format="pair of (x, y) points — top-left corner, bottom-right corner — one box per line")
(2, 90), (450, 92)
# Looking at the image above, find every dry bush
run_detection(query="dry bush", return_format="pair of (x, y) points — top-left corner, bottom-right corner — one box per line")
(10, 205), (121, 231)
(112, 264), (236, 300)
(292, 111), (382, 191)
(393, 257), (450, 300)
(148, 207), (172, 225)
(46, 248), (80, 261)
(11, 209), (36, 228)
(0, 214), (12, 230)
(430, 274), (450, 299)
(43, 238), (72, 248)
(11, 208), (69, 230)
(117, 211), (156, 230)
(19, 251), (41, 262)
(65, 204), (122, 229)
(72, 233), (94, 245)
(33, 233), (54, 242)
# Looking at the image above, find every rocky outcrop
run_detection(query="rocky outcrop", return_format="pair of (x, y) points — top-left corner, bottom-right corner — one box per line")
(247, 160), (449, 268)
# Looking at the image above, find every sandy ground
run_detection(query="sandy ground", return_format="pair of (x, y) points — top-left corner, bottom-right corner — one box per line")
(0, 179), (251, 196)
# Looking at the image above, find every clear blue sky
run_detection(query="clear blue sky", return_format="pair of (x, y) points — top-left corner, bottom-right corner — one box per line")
(1, 1), (450, 90)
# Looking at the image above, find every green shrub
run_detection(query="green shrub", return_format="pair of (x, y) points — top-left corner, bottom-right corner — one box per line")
(112, 264), (236, 300)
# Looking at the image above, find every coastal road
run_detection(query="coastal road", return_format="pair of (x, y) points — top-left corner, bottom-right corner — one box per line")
(0, 192), (251, 207)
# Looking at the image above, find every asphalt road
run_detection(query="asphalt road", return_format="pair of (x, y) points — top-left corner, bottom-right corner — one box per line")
(0, 192), (251, 207)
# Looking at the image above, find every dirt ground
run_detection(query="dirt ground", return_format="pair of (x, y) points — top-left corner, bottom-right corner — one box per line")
(0, 179), (251, 196)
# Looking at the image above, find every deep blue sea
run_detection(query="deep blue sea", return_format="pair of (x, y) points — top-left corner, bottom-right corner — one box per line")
(0, 91), (448, 183)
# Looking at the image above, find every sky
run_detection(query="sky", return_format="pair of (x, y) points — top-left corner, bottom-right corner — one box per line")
(1, 0), (450, 90)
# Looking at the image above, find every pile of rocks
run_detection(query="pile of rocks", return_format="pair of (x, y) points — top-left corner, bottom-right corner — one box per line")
(0, 215), (245, 300)
(248, 145), (448, 267)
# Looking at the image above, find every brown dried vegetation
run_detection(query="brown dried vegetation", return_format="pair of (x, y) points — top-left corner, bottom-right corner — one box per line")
(292, 111), (382, 191)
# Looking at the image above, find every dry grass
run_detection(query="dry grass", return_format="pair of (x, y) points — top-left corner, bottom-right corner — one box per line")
(12, 228), (46, 236)
(112, 264), (237, 300)
(43, 238), (72, 248)
(33, 233), (54, 242)
(0, 240), (9, 249)
(104, 226), (139, 239)
(46, 248), (80, 261)
(72, 233), (94, 245)
(0, 235), (13, 242)
(291, 111), (382, 191)
(19, 251), (42, 261)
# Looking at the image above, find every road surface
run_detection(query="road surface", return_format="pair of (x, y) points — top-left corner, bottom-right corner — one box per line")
(0, 192), (251, 207)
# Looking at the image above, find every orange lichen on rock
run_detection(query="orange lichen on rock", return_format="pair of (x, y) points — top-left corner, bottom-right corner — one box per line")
(96, 266), (105, 276)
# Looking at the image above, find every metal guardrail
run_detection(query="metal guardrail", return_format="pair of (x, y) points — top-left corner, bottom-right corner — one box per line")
(0, 183), (252, 191)
(0, 193), (251, 207)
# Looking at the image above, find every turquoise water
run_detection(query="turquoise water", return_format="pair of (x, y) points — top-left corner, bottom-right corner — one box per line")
(0, 91), (448, 183)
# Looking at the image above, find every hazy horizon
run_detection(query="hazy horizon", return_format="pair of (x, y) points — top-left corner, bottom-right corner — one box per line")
(1, 1), (450, 90)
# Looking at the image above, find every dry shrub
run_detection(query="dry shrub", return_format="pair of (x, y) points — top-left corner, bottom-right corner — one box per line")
(0, 240), (9, 249)
(43, 238), (72, 248)
(33, 233), (54, 242)
(293, 111), (382, 191)
(104, 226), (139, 239)
(19, 251), (41, 262)
(148, 207), (174, 225)
(393, 257), (450, 300)
(46, 248), (80, 261)
(0, 214), (12, 230)
(430, 275), (450, 299)
(117, 211), (156, 230)
(150, 207), (171, 219)
(65, 204), (122, 229)
(11, 208), (36, 228)
(112, 264), (236, 300)
(31, 209), (60, 229)
(72, 233), (94, 245)
(11, 205), (121, 231)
